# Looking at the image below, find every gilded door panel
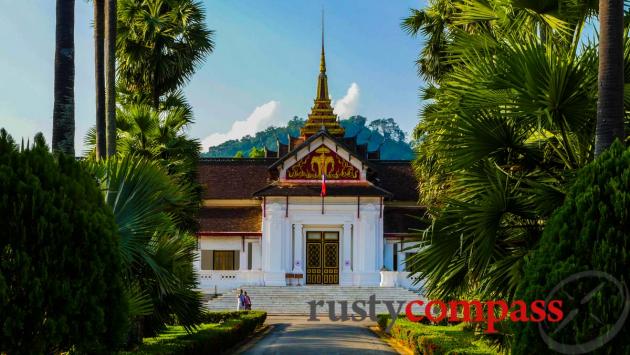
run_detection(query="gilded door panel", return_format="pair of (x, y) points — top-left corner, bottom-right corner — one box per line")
(306, 241), (322, 284)
(323, 242), (339, 284)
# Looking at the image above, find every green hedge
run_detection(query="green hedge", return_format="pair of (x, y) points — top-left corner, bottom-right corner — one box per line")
(126, 311), (266, 354)
(0, 131), (128, 353)
(199, 310), (244, 324)
(378, 315), (498, 355)
(512, 140), (630, 354)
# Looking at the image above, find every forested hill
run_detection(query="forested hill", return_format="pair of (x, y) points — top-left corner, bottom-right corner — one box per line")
(202, 116), (415, 160)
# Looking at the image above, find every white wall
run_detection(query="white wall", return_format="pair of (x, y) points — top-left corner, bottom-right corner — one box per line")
(261, 196), (384, 286)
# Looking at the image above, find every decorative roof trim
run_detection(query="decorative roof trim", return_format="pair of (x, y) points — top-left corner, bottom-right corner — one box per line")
(268, 130), (376, 171)
(197, 232), (262, 237)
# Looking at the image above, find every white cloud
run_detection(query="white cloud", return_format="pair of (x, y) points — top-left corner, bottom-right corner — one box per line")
(332, 82), (360, 118)
(201, 100), (280, 150)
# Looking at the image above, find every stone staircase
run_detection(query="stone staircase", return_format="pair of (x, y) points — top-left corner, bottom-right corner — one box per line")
(205, 286), (425, 315)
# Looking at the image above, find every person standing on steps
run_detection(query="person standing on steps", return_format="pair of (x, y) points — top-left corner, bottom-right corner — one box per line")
(237, 289), (245, 311)
(244, 291), (252, 310)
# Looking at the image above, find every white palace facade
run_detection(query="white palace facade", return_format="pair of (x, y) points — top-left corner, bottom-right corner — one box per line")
(194, 33), (424, 292)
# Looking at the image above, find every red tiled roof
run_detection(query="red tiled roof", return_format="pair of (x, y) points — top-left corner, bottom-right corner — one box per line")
(197, 207), (261, 233)
(197, 158), (275, 199)
(374, 161), (419, 202)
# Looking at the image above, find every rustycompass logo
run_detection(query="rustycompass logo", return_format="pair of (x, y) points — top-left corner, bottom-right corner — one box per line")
(539, 271), (630, 354)
(306, 270), (630, 352)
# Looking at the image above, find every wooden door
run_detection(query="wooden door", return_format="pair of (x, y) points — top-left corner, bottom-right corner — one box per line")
(305, 231), (339, 284)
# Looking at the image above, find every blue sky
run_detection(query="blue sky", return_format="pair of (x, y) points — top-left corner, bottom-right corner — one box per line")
(0, 0), (425, 153)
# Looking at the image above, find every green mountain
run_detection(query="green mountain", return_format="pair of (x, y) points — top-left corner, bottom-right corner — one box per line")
(203, 116), (415, 160)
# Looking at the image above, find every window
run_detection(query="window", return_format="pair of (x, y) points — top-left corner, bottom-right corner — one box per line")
(393, 244), (398, 271)
(200, 250), (213, 270)
(306, 232), (321, 240)
(214, 250), (239, 270)
(200, 250), (239, 270)
(324, 232), (339, 240)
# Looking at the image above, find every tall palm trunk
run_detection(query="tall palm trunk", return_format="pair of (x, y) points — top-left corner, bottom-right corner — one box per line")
(94, 0), (106, 159)
(105, 0), (117, 157)
(52, 0), (75, 156)
(595, 0), (625, 155)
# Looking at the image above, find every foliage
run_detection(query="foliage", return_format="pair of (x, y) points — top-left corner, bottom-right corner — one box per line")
(248, 146), (265, 158)
(117, 0), (214, 108)
(512, 140), (630, 354)
(196, 310), (251, 324)
(0, 130), (128, 353)
(377, 315), (498, 354)
(404, 0), (630, 302)
(86, 155), (203, 336)
(85, 103), (201, 230)
(204, 115), (415, 160)
(122, 311), (267, 354)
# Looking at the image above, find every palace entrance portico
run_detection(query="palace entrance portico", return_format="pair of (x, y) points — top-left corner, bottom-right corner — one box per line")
(257, 194), (387, 287)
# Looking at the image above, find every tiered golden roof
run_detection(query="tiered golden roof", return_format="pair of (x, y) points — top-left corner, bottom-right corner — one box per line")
(300, 15), (345, 138)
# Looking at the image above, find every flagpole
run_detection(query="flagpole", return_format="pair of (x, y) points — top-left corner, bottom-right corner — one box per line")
(321, 195), (324, 214)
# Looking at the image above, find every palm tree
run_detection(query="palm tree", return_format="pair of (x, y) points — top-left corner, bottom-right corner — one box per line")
(117, 0), (214, 109)
(595, 0), (626, 155)
(52, 0), (75, 156)
(84, 100), (201, 229)
(401, 1), (457, 83)
(115, 103), (201, 184)
(105, 0), (117, 157)
(94, 0), (106, 159)
(86, 156), (203, 338)
(404, 0), (601, 301)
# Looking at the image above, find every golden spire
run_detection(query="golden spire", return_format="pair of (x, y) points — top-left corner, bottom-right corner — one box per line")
(301, 8), (344, 138)
(320, 8), (326, 73)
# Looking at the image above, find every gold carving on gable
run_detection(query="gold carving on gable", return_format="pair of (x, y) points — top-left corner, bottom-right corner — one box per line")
(285, 145), (360, 180)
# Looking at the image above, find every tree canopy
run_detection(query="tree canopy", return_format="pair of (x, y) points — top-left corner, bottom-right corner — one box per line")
(204, 115), (415, 160)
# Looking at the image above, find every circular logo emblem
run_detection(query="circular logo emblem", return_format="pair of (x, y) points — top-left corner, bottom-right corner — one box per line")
(540, 270), (630, 354)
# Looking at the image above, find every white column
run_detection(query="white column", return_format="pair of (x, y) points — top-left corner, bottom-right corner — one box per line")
(262, 203), (286, 286)
(294, 224), (304, 270)
(340, 223), (353, 286)
(342, 223), (352, 271)
(356, 204), (380, 286)
(284, 221), (292, 271)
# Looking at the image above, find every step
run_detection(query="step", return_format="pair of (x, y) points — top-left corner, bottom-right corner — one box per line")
(204, 286), (424, 314)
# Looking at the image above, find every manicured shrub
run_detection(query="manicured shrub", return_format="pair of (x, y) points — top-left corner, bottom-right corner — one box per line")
(378, 315), (497, 354)
(512, 140), (630, 354)
(0, 131), (128, 353)
(199, 310), (245, 323)
(124, 311), (267, 354)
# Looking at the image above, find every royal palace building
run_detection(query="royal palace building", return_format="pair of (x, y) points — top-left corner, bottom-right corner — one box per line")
(195, 31), (423, 291)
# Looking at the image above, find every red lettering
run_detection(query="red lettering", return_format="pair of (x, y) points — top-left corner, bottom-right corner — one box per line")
(405, 300), (424, 322)
(485, 300), (508, 333)
(547, 300), (563, 322)
(426, 300), (447, 322)
(448, 300), (484, 322)
(509, 300), (529, 322)
(530, 300), (546, 322)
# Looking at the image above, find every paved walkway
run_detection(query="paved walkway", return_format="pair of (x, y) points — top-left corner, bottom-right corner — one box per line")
(238, 316), (398, 355)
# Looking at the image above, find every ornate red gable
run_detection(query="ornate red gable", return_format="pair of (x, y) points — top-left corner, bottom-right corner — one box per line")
(285, 145), (360, 180)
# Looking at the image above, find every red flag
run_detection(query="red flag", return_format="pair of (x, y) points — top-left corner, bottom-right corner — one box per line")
(320, 174), (327, 197)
